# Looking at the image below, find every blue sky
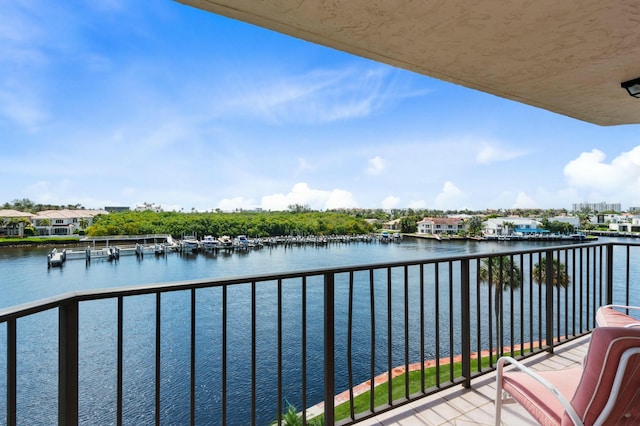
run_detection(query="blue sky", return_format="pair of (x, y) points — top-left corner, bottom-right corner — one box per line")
(2, 1), (640, 212)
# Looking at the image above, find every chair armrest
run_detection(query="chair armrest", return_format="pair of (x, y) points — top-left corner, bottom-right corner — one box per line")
(600, 304), (640, 311)
(597, 305), (640, 327)
(497, 356), (583, 425)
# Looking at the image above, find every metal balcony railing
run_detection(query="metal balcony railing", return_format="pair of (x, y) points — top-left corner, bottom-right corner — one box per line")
(1, 241), (640, 425)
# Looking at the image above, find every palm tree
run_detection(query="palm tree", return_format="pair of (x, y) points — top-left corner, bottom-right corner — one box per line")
(532, 257), (570, 288)
(502, 221), (516, 236)
(480, 256), (522, 353)
(39, 218), (52, 236)
(7, 218), (21, 236)
(79, 218), (89, 230)
(0, 217), (8, 236)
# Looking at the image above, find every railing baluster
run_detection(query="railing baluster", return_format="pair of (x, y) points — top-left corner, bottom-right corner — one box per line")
(221, 286), (227, 425)
(348, 272), (355, 420)
(475, 258), (482, 373)
(625, 245), (630, 307)
(117, 297), (123, 426)
(579, 248), (584, 332)
(420, 264), (425, 391)
(519, 253), (524, 355)
(302, 277), (308, 425)
(448, 261), (454, 381)
(404, 265), (409, 398)
(323, 272), (335, 425)
(545, 251), (554, 354)
(571, 249), (580, 336)
(435, 263), (440, 386)
(251, 281), (257, 425)
(190, 289), (196, 426)
(386, 267), (392, 405)
(509, 254), (514, 355)
(498, 257), (504, 356)
(591, 247), (596, 326)
(277, 279), (283, 422)
(7, 318), (17, 426)
(556, 250), (561, 341)
(564, 250), (568, 341)
(59, 299), (79, 426)
(586, 247), (591, 328)
(155, 293), (161, 426)
(538, 252), (543, 349)
(369, 269), (375, 413)
(487, 257), (493, 366)
(460, 259), (471, 388)
(528, 254), (533, 352)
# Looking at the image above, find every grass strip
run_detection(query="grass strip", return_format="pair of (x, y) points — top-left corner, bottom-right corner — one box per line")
(332, 348), (533, 422)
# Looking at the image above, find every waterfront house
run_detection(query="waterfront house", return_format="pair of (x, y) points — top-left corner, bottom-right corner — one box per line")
(609, 216), (640, 233)
(0, 209), (34, 237)
(546, 215), (580, 231)
(416, 217), (465, 235)
(483, 217), (542, 237)
(31, 209), (108, 236)
(591, 213), (625, 226)
(381, 219), (401, 231)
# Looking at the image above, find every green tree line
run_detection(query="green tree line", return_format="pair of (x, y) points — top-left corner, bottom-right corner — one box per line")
(87, 210), (376, 238)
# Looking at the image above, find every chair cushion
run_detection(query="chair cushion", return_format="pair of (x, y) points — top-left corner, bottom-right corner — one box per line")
(571, 327), (640, 425)
(502, 368), (581, 426)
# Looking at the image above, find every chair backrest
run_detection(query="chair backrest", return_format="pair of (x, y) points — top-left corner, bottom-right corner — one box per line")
(566, 327), (640, 425)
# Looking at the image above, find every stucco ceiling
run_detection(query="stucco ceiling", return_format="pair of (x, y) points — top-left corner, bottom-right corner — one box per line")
(177, 0), (640, 126)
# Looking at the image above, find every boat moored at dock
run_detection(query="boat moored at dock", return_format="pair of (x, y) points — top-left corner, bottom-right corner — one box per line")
(47, 248), (66, 268)
(201, 235), (219, 250)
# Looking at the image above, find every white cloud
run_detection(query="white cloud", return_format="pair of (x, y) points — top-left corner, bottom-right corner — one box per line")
(564, 147), (640, 189)
(512, 192), (537, 208)
(381, 195), (400, 209)
(366, 156), (385, 175)
(217, 196), (257, 212)
(224, 66), (423, 125)
(563, 146), (640, 204)
(259, 182), (357, 211)
(476, 142), (527, 164)
(407, 199), (427, 209)
(434, 181), (466, 209)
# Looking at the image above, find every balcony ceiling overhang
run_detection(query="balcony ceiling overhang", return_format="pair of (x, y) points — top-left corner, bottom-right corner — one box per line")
(177, 0), (640, 126)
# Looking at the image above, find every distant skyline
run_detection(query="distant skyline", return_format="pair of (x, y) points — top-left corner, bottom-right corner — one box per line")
(2, 2), (640, 212)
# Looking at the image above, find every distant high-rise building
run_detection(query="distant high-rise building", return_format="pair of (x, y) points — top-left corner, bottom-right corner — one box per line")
(572, 202), (621, 213)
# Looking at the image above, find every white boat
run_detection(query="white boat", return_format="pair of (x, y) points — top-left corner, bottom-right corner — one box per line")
(180, 236), (200, 252)
(219, 235), (233, 248)
(201, 235), (219, 250)
(47, 248), (66, 267)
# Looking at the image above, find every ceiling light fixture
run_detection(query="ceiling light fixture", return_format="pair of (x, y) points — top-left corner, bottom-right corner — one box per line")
(621, 77), (640, 98)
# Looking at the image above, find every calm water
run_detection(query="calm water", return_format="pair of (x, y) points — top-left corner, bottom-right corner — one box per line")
(0, 237), (527, 309)
(0, 236), (633, 425)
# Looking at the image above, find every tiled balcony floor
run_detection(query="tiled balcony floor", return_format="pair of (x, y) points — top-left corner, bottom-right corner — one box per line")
(355, 334), (590, 426)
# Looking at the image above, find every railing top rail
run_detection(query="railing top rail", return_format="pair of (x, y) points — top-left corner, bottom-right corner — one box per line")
(1, 240), (633, 323)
